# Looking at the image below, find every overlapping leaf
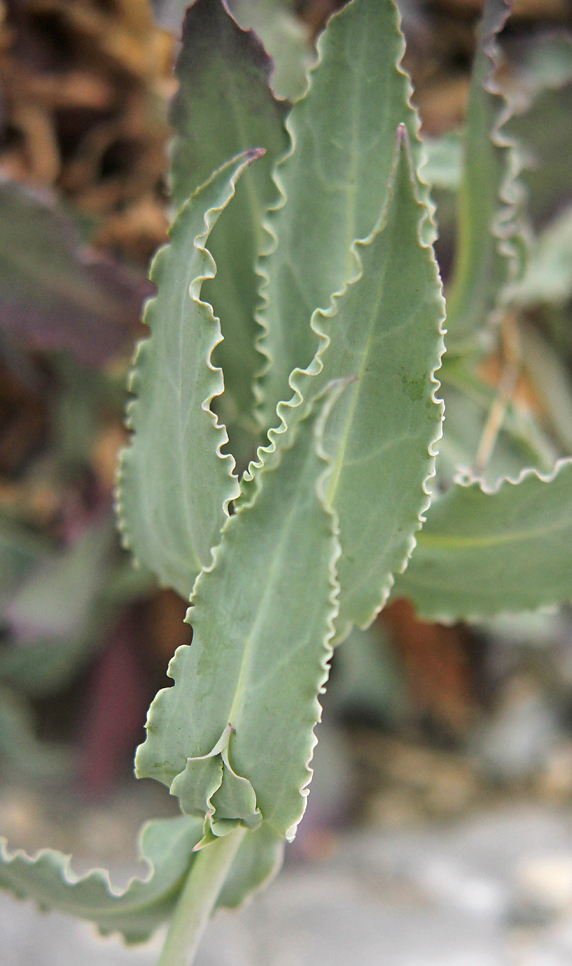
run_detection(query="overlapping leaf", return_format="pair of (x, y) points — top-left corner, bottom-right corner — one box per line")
(117, 153), (259, 600)
(278, 132), (445, 640)
(435, 363), (557, 489)
(0, 816), (283, 941)
(136, 399), (340, 842)
(0, 817), (203, 943)
(230, 0), (313, 101)
(394, 460), (572, 621)
(255, 0), (432, 430)
(171, 0), (288, 450)
(445, 0), (528, 345)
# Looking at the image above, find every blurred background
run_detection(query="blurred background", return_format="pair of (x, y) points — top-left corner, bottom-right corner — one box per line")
(1, 0), (572, 962)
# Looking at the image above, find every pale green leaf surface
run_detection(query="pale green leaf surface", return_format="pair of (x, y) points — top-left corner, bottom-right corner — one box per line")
(393, 459), (572, 620)
(231, 0), (313, 101)
(210, 753), (261, 833)
(504, 36), (572, 227)
(0, 817), (284, 939)
(519, 321), (572, 456)
(136, 402), (340, 841)
(281, 133), (444, 640)
(4, 518), (114, 641)
(171, 0), (288, 445)
(217, 823), (283, 908)
(422, 132), (463, 191)
(512, 206), (572, 306)
(255, 0), (432, 430)
(436, 362), (557, 489)
(117, 153), (259, 600)
(445, 0), (527, 345)
(0, 816), (204, 943)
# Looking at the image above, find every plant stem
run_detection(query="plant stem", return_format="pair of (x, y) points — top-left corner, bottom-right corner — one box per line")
(158, 826), (246, 966)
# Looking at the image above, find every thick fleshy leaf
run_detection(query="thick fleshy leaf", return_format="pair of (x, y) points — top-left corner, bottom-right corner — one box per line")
(394, 459), (572, 621)
(255, 0), (431, 430)
(445, 0), (527, 345)
(116, 153), (259, 600)
(136, 400), (340, 841)
(282, 131), (445, 640)
(171, 0), (288, 449)
(0, 182), (149, 367)
(0, 816), (282, 940)
(0, 816), (204, 943)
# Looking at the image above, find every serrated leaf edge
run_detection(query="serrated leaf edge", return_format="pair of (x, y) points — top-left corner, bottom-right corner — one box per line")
(480, 0), (531, 307)
(252, 0), (437, 433)
(115, 150), (263, 589)
(153, 391), (343, 841)
(409, 456), (572, 624)
(243, 125), (445, 635)
(0, 818), (194, 932)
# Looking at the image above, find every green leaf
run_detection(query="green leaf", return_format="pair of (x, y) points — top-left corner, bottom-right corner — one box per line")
(393, 459), (572, 621)
(255, 0), (432, 430)
(171, 0), (288, 452)
(436, 361), (557, 489)
(4, 518), (114, 642)
(422, 131), (463, 191)
(445, 0), (527, 345)
(282, 130), (445, 640)
(519, 321), (572, 456)
(0, 686), (72, 778)
(0, 816), (204, 943)
(116, 152), (260, 600)
(512, 206), (572, 306)
(230, 0), (313, 101)
(0, 816), (282, 940)
(135, 397), (340, 842)
(505, 38), (572, 227)
(217, 823), (283, 908)
(0, 518), (121, 697)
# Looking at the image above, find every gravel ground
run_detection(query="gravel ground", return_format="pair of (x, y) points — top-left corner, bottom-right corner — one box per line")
(3, 804), (572, 966)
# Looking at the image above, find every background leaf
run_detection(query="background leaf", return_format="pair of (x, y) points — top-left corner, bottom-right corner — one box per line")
(0, 182), (150, 368)
(394, 460), (572, 621)
(444, 0), (527, 346)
